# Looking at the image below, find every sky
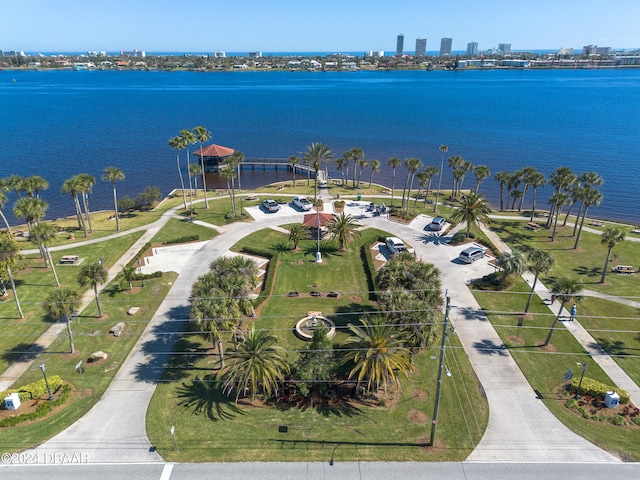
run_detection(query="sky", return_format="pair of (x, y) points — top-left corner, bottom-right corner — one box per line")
(2, 0), (639, 53)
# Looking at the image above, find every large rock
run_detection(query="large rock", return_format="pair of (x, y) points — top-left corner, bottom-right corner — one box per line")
(109, 322), (126, 337)
(127, 307), (140, 315)
(88, 351), (108, 362)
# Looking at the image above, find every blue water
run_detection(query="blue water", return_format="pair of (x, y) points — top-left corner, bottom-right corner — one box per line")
(1, 69), (639, 224)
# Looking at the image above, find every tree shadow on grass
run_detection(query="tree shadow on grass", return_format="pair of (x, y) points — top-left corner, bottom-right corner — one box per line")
(592, 338), (637, 356)
(472, 339), (509, 356)
(333, 304), (378, 328)
(176, 375), (244, 421)
(574, 266), (602, 280)
(0, 342), (45, 363)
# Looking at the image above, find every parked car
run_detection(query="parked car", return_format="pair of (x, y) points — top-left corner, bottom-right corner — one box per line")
(458, 245), (486, 264)
(292, 196), (312, 211)
(262, 199), (280, 213)
(429, 217), (446, 231)
(385, 237), (407, 255)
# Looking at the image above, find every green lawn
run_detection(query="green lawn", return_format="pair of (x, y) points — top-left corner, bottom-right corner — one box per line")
(146, 226), (489, 462)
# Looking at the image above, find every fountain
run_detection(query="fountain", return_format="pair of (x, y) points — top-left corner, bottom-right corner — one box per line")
(294, 311), (336, 341)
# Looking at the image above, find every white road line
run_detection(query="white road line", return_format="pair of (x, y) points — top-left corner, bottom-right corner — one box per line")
(159, 463), (174, 480)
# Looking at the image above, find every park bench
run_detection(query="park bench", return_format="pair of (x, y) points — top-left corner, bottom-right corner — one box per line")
(60, 255), (79, 264)
(612, 265), (635, 274)
(590, 220), (605, 227)
(526, 222), (541, 230)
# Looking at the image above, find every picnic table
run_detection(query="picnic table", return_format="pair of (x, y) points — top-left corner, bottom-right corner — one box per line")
(526, 222), (541, 230)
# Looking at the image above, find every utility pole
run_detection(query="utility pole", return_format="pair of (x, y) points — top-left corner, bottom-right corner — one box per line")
(430, 295), (451, 446)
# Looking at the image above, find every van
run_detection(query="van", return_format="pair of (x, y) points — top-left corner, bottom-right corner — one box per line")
(385, 237), (407, 255)
(458, 246), (486, 264)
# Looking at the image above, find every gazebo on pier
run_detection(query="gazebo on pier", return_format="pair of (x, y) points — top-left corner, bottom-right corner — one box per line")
(193, 143), (235, 172)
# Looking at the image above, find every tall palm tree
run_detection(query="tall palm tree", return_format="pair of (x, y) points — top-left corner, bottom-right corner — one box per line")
(544, 276), (582, 347)
(220, 164), (237, 217)
(102, 166), (125, 231)
(433, 145), (448, 212)
(191, 293), (237, 368)
(304, 142), (333, 202)
(547, 167), (577, 228)
(61, 176), (87, 236)
(357, 159), (368, 186)
(450, 191), (491, 238)
(345, 147), (364, 188)
(415, 166), (438, 209)
(76, 173), (95, 233)
(288, 223), (308, 250)
(193, 125), (212, 209)
(6, 175), (25, 199)
(528, 170), (546, 221)
(496, 249), (526, 281)
(13, 196), (47, 230)
(563, 185), (585, 227)
(402, 157), (423, 213)
(368, 159), (380, 188)
(188, 163), (202, 196)
(447, 155), (464, 198)
(573, 187), (603, 249)
(289, 155), (301, 185)
(524, 249), (554, 313)
(30, 222), (60, 286)
(326, 212), (362, 251)
(340, 316), (412, 394)
(516, 166), (536, 211)
(43, 287), (81, 353)
(388, 157), (402, 206)
(78, 261), (108, 317)
(599, 227), (626, 283)
(219, 325), (290, 403)
(571, 171), (604, 233)
(168, 135), (188, 209)
(549, 191), (570, 241)
(227, 150), (245, 193)
(493, 171), (511, 212)
(0, 232), (24, 318)
(23, 175), (49, 199)
(0, 189), (12, 235)
(180, 129), (197, 214)
(473, 165), (490, 194)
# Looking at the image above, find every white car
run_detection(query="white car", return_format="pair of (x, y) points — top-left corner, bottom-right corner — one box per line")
(385, 237), (407, 255)
(292, 196), (312, 211)
(459, 245), (486, 263)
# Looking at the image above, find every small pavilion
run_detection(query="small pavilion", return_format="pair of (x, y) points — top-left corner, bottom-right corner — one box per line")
(193, 143), (235, 172)
(303, 212), (335, 238)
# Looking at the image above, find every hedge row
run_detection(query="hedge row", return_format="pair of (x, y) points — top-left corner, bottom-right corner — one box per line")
(0, 384), (71, 427)
(360, 244), (377, 301)
(569, 376), (630, 404)
(162, 234), (200, 245)
(126, 242), (152, 269)
(240, 246), (276, 311)
(0, 375), (64, 404)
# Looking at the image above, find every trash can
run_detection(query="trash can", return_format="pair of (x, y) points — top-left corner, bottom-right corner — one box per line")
(357, 191), (362, 201)
(604, 391), (620, 408)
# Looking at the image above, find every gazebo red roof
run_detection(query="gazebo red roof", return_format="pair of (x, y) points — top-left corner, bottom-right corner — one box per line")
(193, 143), (235, 158)
(302, 212), (335, 227)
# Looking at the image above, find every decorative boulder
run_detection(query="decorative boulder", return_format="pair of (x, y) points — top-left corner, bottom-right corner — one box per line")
(88, 351), (108, 362)
(109, 322), (126, 337)
(127, 307), (140, 316)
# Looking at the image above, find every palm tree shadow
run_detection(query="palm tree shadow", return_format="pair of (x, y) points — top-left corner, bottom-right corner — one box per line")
(176, 375), (244, 421)
(456, 306), (488, 322)
(574, 266), (602, 279)
(1, 342), (45, 363)
(593, 338), (636, 356)
(472, 339), (509, 356)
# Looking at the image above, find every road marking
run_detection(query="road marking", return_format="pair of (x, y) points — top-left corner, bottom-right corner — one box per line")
(160, 463), (174, 480)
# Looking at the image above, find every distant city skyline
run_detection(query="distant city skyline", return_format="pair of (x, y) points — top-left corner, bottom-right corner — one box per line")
(2, 0), (639, 52)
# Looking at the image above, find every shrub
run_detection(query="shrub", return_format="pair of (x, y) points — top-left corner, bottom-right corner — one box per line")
(472, 271), (514, 291)
(0, 384), (71, 427)
(568, 377), (630, 404)
(608, 415), (626, 426)
(0, 375), (64, 404)
(163, 234), (200, 245)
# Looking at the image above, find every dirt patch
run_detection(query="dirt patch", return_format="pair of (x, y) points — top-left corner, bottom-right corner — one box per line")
(412, 390), (428, 402)
(536, 342), (558, 352)
(508, 335), (525, 345)
(349, 295), (362, 303)
(408, 409), (428, 425)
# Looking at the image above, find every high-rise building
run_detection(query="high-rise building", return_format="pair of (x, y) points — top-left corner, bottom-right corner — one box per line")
(396, 34), (404, 56)
(498, 43), (511, 54)
(440, 37), (452, 56)
(467, 41), (478, 56)
(415, 38), (427, 57)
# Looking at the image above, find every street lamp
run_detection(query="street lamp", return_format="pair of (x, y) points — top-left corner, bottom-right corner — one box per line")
(575, 363), (588, 400)
(39, 363), (54, 401)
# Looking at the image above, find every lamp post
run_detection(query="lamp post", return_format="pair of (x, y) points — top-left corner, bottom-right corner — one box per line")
(315, 210), (322, 263)
(430, 295), (451, 446)
(39, 363), (54, 401)
(575, 363), (588, 399)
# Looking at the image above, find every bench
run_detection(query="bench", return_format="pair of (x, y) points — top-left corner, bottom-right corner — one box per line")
(60, 255), (79, 264)
(245, 195), (259, 201)
(526, 222), (541, 230)
(590, 220), (604, 227)
(632, 227), (640, 234)
(612, 265), (635, 274)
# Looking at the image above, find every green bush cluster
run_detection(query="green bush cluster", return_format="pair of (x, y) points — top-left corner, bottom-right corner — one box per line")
(131, 271), (162, 280)
(240, 246), (275, 310)
(0, 375), (64, 404)
(569, 377), (630, 404)
(126, 242), (152, 269)
(0, 384), (71, 427)
(162, 234), (200, 245)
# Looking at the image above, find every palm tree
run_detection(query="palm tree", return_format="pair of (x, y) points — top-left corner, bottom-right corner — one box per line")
(528, 171), (546, 221)
(516, 166), (536, 211)
(544, 277), (582, 347)
(368, 159), (380, 188)
(75, 173), (95, 233)
(573, 187), (603, 249)
(388, 157), (402, 206)
(188, 163), (202, 196)
(23, 175), (49, 198)
(0, 232), (24, 318)
(30, 222), (60, 286)
(402, 157), (423, 213)
(78, 261), (108, 317)
(599, 227), (626, 283)
(61, 176), (87, 236)
(180, 129), (197, 214)
(190, 293), (236, 368)
(0, 189), (12, 235)
(304, 142), (333, 202)
(326, 212), (362, 251)
(547, 167), (577, 228)
(494, 171), (511, 212)
(6, 175), (25, 199)
(549, 191), (570, 241)
(168, 135), (188, 209)
(415, 166), (438, 209)
(563, 185), (585, 227)
(357, 158), (368, 187)
(473, 165), (490, 194)
(288, 223), (308, 250)
(345, 147), (364, 188)
(523, 249), (554, 313)
(496, 249), (526, 281)
(122, 264), (136, 290)
(289, 155), (300, 185)
(13, 196), (47, 230)
(193, 126), (212, 209)
(571, 171), (604, 233)
(219, 325), (290, 403)
(340, 316), (412, 394)
(433, 145), (448, 212)
(447, 155), (464, 198)
(220, 164), (237, 217)
(226, 150), (245, 192)
(456, 160), (474, 197)
(102, 166), (125, 231)
(43, 287), (81, 353)
(450, 191), (491, 238)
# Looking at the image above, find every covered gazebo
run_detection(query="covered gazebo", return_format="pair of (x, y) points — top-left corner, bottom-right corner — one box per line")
(193, 143), (235, 172)
(303, 212), (335, 239)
